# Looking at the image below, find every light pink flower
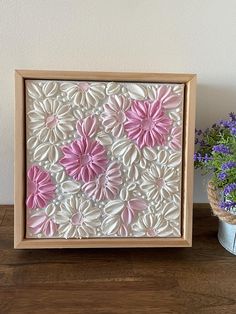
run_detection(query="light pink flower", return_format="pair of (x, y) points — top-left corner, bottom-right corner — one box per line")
(101, 95), (130, 137)
(83, 161), (122, 201)
(156, 85), (182, 109)
(76, 115), (98, 138)
(169, 126), (182, 150)
(102, 198), (147, 236)
(26, 165), (56, 209)
(59, 138), (108, 182)
(124, 100), (172, 148)
(121, 199), (147, 226)
(27, 205), (57, 237)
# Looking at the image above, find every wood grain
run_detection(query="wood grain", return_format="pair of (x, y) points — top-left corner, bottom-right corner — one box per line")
(1, 205), (236, 314)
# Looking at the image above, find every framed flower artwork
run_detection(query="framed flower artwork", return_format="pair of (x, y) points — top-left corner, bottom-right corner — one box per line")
(14, 70), (196, 248)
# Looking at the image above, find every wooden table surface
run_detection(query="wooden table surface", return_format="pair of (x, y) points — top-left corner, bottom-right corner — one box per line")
(0, 205), (236, 314)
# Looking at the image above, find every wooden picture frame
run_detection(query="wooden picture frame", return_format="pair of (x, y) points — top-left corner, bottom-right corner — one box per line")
(14, 70), (196, 249)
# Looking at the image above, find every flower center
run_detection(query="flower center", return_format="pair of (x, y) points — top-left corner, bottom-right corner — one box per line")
(156, 178), (164, 188)
(117, 111), (125, 124)
(80, 154), (92, 166)
(46, 115), (58, 128)
(147, 228), (156, 237)
(28, 180), (38, 195)
(71, 212), (83, 226)
(78, 82), (90, 92)
(141, 117), (154, 131)
(98, 174), (107, 186)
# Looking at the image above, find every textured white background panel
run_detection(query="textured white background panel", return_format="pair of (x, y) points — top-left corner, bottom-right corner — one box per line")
(25, 80), (183, 238)
(1, 0), (236, 204)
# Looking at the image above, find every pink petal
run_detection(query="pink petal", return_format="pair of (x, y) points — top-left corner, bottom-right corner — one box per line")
(157, 85), (171, 101)
(28, 214), (47, 228)
(121, 206), (133, 225)
(26, 194), (36, 209)
(44, 219), (57, 237)
(128, 199), (147, 211)
(162, 94), (181, 109)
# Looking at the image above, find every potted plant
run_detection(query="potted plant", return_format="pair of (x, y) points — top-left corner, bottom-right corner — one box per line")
(194, 113), (236, 254)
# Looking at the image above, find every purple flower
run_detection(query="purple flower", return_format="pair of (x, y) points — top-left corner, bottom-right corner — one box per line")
(231, 127), (236, 136)
(224, 183), (236, 195)
(213, 144), (230, 154)
(218, 113), (236, 131)
(229, 112), (236, 121)
(204, 154), (212, 162)
(220, 200), (236, 210)
(222, 161), (236, 170)
(194, 153), (202, 162)
(218, 172), (227, 180)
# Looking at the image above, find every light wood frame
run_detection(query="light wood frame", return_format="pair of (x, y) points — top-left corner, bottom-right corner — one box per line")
(14, 70), (196, 249)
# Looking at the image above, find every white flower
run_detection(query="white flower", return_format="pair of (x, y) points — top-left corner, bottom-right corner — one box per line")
(101, 198), (147, 237)
(112, 138), (141, 166)
(60, 81), (105, 108)
(55, 196), (101, 239)
(156, 149), (181, 168)
(27, 81), (58, 99)
(96, 131), (113, 146)
(83, 161), (122, 201)
(142, 147), (157, 161)
(132, 202), (180, 237)
(101, 95), (130, 137)
(27, 98), (75, 143)
(125, 83), (147, 100)
(106, 82), (122, 95)
(141, 164), (180, 202)
(132, 213), (162, 237)
(33, 142), (60, 163)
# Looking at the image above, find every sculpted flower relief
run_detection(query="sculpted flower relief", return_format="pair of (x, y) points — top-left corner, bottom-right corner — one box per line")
(25, 80), (184, 239)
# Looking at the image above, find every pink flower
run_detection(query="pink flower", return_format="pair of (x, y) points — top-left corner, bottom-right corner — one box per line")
(169, 126), (182, 150)
(26, 165), (56, 209)
(121, 199), (147, 227)
(124, 100), (172, 148)
(76, 115), (98, 138)
(59, 138), (108, 182)
(28, 205), (57, 237)
(83, 161), (122, 201)
(156, 85), (182, 109)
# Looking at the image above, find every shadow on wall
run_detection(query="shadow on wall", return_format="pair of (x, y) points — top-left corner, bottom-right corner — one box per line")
(193, 83), (236, 203)
(196, 83), (236, 129)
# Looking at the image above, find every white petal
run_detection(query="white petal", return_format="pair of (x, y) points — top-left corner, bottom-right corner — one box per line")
(126, 83), (147, 100)
(157, 150), (169, 164)
(104, 200), (124, 215)
(48, 145), (60, 163)
(27, 82), (42, 99)
(120, 188), (129, 201)
(101, 216), (121, 235)
(96, 132), (113, 146)
(42, 81), (58, 97)
(61, 181), (81, 194)
(34, 143), (50, 161)
(128, 164), (139, 180)
(106, 82), (121, 95)
(143, 147), (157, 161)
(168, 153), (182, 168)
(27, 136), (39, 149)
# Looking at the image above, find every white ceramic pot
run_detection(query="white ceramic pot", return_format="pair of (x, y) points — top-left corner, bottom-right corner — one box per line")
(218, 220), (236, 255)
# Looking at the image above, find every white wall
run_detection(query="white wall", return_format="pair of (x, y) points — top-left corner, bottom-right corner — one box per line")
(1, 0), (236, 204)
